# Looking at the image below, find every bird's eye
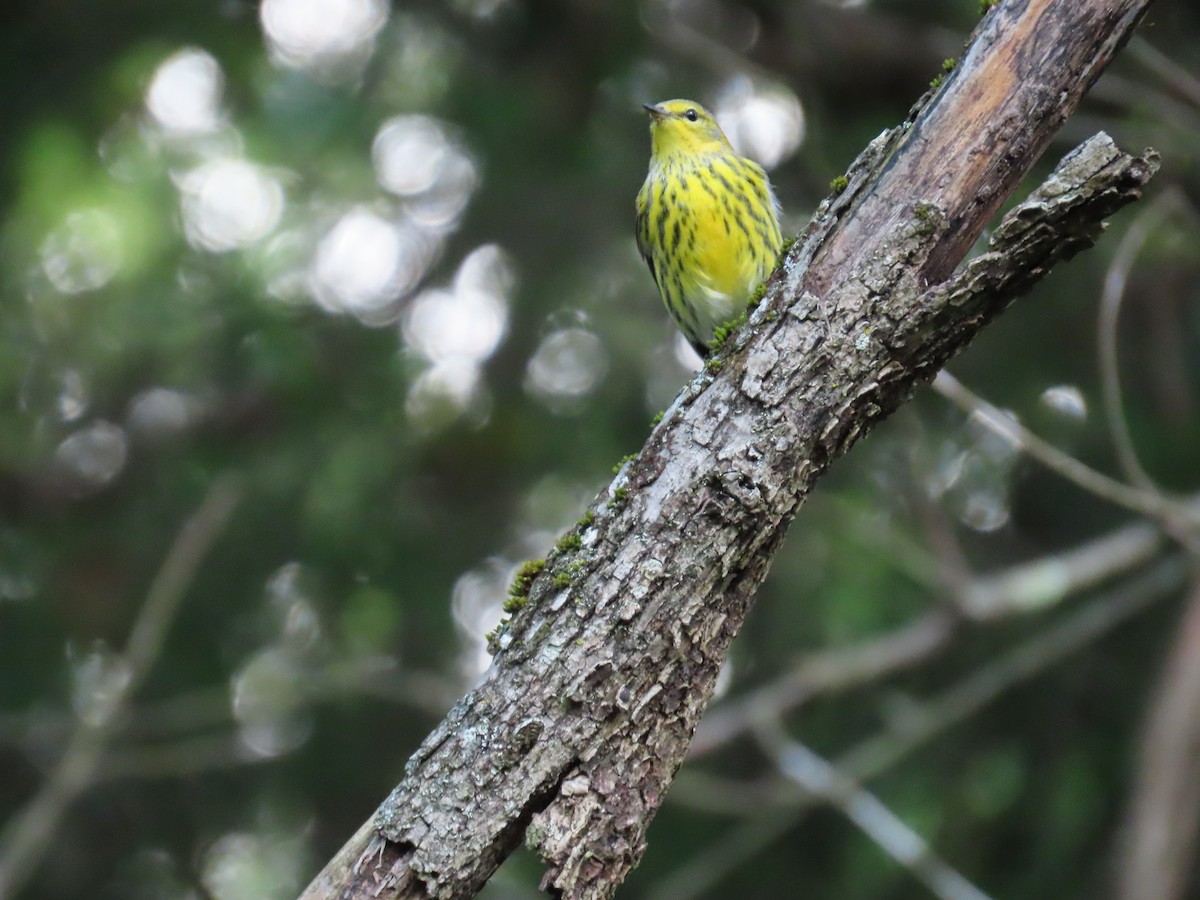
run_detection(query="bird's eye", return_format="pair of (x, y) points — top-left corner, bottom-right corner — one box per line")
(684, 108), (698, 122)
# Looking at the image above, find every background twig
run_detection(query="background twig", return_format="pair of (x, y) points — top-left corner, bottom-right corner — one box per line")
(0, 478), (240, 900)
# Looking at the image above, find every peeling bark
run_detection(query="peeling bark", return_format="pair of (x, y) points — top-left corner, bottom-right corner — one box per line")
(299, 0), (1158, 898)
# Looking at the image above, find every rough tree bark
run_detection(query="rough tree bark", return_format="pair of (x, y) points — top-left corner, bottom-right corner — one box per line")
(300, 0), (1158, 897)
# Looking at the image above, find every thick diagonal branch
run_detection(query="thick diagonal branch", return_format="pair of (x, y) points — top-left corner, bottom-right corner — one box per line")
(300, 1), (1157, 898)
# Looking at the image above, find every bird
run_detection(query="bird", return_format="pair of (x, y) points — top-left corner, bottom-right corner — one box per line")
(635, 99), (783, 357)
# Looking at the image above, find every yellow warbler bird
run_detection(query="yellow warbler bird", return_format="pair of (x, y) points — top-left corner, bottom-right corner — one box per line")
(636, 99), (783, 356)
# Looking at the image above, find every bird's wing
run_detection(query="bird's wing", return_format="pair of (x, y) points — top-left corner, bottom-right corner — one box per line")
(635, 187), (658, 286)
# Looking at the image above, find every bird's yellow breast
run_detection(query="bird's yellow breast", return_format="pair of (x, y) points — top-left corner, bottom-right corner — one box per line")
(637, 153), (782, 350)
(676, 168), (764, 299)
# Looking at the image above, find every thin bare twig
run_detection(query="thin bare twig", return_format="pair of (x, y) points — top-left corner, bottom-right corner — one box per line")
(690, 610), (956, 757)
(99, 733), (258, 782)
(0, 477), (240, 900)
(1098, 189), (1183, 494)
(1127, 37), (1200, 114)
(693, 513), (1165, 756)
(3, 660), (455, 756)
(1118, 577), (1200, 900)
(933, 372), (1200, 529)
(839, 559), (1183, 778)
(757, 725), (993, 900)
(653, 559), (1185, 900)
(962, 518), (1163, 619)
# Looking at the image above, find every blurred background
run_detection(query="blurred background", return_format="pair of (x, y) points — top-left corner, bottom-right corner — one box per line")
(2, 0), (1200, 897)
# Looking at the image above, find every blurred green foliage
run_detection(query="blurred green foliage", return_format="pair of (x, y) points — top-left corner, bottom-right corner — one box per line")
(2, 0), (1200, 898)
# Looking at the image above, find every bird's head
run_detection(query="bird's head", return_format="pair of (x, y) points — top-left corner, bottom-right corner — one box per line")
(643, 100), (731, 161)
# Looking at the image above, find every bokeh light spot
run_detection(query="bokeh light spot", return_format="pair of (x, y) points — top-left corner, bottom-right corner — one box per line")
(54, 420), (128, 494)
(714, 76), (805, 170)
(41, 208), (124, 293)
(231, 646), (313, 758)
(525, 328), (608, 410)
(404, 360), (487, 430)
(404, 288), (507, 365)
(1040, 384), (1088, 421)
(57, 370), (90, 423)
(451, 561), (509, 680)
(373, 115), (478, 230)
(127, 387), (202, 442)
(201, 830), (306, 900)
(69, 641), (132, 727)
(958, 488), (1011, 533)
(180, 159), (284, 251)
(260, 0), (387, 71)
(373, 115), (449, 196)
(966, 407), (1023, 462)
(311, 207), (426, 320)
(402, 246), (511, 363)
(146, 47), (224, 135)
(406, 150), (478, 231)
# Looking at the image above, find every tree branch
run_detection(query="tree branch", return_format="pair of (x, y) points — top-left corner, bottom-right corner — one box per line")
(301, 1), (1158, 897)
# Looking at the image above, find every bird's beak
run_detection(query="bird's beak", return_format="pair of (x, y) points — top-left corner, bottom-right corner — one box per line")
(643, 103), (666, 120)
